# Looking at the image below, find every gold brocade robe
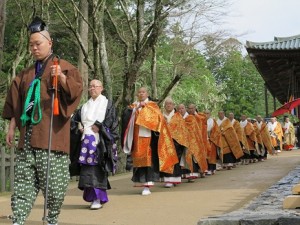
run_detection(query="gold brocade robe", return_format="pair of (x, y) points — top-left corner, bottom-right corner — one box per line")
(197, 112), (210, 158)
(167, 112), (190, 148)
(131, 101), (178, 174)
(184, 115), (208, 172)
(166, 112), (192, 170)
(218, 118), (244, 160)
(269, 122), (283, 149)
(253, 122), (263, 145)
(257, 122), (273, 154)
(207, 119), (221, 165)
(232, 120), (249, 154)
(243, 122), (257, 151)
(283, 122), (296, 147)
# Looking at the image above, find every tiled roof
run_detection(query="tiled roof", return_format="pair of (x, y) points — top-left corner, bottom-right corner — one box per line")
(246, 34), (300, 50)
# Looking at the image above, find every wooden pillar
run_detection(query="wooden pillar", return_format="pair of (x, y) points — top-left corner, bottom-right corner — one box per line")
(265, 85), (269, 117)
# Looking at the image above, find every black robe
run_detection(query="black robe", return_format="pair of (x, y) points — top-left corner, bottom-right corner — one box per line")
(69, 100), (119, 190)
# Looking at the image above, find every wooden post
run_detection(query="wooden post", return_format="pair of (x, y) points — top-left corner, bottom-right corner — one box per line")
(1, 146), (5, 192)
(10, 146), (14, 191)
(265, 84), (269, 117)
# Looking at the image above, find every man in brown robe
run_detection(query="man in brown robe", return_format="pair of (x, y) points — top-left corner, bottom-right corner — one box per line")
(217, 111), (244, 170)
(2, 17), (83, 225)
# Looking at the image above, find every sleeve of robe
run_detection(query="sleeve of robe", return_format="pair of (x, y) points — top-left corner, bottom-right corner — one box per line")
(57, 59), (83, 118)
(2, 70), (26, 130)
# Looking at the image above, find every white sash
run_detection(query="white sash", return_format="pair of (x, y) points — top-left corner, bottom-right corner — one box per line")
(81, 94), (108, 143)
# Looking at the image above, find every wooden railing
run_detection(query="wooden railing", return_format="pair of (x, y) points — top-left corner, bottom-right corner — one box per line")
(0, 147), (15, 192)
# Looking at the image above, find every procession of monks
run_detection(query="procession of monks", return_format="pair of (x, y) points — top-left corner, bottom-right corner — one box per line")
(159, 98), (296, 186)
(122, 87), (296, 194)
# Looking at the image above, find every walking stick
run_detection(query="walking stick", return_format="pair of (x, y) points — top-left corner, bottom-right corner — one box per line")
(43, 56), (60, 225)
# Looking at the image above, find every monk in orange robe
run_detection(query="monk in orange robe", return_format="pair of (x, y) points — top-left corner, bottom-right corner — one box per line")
(177, 104), (208, 181)
(187, 104), (209, 177)
(228, 112), (250, 165)
(255, 115), (274, 158)
(240, 115), (258, 163)
(122, 87), (178, 195)
(205, 110), (221, 175)
(268, 117), (283, 153)
(251, 118), (265, 161)
(216, 111), (244, 170)
(162, 98), (190, 187)
(187, 104), (210, 178)
(283, 117), (296, 150)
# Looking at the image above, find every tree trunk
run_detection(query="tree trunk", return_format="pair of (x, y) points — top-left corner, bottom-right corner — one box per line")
(157, 73), (183, 106)
(99, 0), (112, 100)
(151, 44), (157, 99)
(0, 0), (6, 72)
(121, 0), (164, 109)
(136, 0), (144, 52)
(78, 0), (89, 100)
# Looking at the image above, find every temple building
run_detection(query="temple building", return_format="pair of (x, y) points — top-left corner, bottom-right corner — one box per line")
(246, 35), (300, 117)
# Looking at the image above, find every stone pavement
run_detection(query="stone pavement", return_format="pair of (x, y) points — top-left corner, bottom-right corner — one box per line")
(1, 150), (300, 225)
(198, 155), (300, 225)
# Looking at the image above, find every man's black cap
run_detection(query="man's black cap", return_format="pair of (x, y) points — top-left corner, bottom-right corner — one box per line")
(28, 16), (47, 34)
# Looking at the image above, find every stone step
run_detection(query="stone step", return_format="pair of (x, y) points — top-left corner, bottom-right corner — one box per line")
(292, 184), (300, 194)
(283, 195), (300, 209)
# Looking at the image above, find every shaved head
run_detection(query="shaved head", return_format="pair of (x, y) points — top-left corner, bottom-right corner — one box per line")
(177, 104), (186, 116)
(136, 87), (149, 101)
(164, 97), (175, 113)
(29, 31), (52, 61)
(38, 30), (51, 41)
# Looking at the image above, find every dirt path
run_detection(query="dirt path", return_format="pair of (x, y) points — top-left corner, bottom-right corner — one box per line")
(1, 150), (300, 225)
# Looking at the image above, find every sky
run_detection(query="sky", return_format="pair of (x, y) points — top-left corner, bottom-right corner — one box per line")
(223, 0), (300, 44)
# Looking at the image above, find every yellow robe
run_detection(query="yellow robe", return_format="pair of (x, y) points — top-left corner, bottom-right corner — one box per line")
(283, 122), (296, 149)
(257, 121), (273, 154)
(207, 118), (221, 165)
(131, 101), (178, 174)
(243, 122), (257, 151)
(197, 112), (211, 159)
(232, 119), (250, 154)
(184, 115), (208, 172)
(166, 112), (192, 170)
(218, 118), (244, 160)
(269, 122), (283, 150)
